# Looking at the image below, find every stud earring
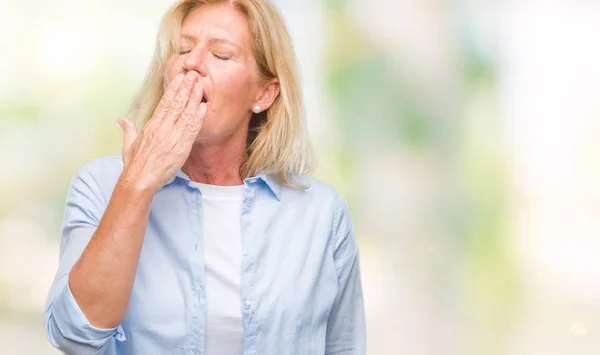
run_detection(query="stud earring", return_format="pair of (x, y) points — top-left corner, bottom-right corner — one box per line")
(252, 105), (261, 114)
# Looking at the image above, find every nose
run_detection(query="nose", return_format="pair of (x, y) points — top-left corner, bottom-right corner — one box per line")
(182, 46), (208, 77)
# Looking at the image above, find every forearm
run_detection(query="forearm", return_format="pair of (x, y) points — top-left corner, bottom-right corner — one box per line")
(68, 176), (154, 328)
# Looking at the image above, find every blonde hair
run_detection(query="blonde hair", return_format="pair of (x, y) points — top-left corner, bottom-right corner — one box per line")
(127, 0), (314, 187)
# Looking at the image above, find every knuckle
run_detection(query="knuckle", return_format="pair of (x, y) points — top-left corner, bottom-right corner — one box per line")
(160, 98), (171, 108)
(180, 112), (193, 123)
(173, 147), (186, 159)
(186, 122), (200, 133)
(187, 95), (199, 105)
(158, 99), (170, 113)
(171, 99), (184, 110)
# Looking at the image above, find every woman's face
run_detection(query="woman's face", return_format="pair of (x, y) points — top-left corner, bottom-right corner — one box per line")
(164, 4), (275, 144)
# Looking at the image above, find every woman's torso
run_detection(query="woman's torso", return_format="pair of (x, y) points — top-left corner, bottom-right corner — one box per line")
(91, 157), (342, 355)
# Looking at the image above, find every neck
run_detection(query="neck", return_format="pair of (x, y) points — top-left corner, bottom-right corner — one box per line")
(182, 136), (247, 186)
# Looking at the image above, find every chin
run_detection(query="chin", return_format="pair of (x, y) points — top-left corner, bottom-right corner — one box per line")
(198, 115), (220, 136)
(194, 125), (226, 144)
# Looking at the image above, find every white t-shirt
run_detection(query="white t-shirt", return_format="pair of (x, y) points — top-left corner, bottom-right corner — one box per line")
(196, 182), (245, 355)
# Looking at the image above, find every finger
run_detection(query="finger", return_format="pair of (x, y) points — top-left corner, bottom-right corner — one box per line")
(118, 117), (138, 165)
(181, 101), (208, 141)
(147, 73), (185, 127)
(195, 102), (208, 124)
(164, 71), (198, 125)
(175, 82), (202, 127)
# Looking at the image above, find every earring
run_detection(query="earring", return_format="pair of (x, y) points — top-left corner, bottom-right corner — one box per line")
(252, 105), (261, 114)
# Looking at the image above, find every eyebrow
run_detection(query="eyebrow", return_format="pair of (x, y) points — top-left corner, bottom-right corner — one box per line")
(180, 34), (242, 50)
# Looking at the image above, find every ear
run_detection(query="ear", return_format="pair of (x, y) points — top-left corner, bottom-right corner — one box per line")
(253, 78), (280, 112)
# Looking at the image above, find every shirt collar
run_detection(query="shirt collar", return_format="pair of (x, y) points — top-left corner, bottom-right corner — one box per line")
(164, 170), (281, 201)
(254, 173), (281, 201)
(164, 169), (190, 186)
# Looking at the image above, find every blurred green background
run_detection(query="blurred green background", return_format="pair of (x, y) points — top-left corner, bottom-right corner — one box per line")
(2, 0), (600, 354)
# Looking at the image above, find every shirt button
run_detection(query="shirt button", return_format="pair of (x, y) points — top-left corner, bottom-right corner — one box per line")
(243, 301), (251, 310)
(243, 250), (250, 256)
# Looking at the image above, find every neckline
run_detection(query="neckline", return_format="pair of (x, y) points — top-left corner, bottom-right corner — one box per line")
(193, 182), (245, 200)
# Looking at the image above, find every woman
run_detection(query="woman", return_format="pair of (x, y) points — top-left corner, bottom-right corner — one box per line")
(44, 0), (365, 354)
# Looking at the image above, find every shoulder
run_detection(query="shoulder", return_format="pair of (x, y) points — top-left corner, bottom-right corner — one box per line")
(73, 156), (123, 183)
(289, 175), (357, 252)
(69, 156), (124, 202)
(76, 155), (123, 173)
(283, 175), (351, 215)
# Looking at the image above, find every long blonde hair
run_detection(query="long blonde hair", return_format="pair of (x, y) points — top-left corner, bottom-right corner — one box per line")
(127, 0), (314, 187)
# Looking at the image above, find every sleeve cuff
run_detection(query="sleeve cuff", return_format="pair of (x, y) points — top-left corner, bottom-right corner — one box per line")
(51, 282), (126, 346)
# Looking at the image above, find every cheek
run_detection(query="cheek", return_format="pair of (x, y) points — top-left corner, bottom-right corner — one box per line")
(213, 67), (255, 104)
(164, 57), (182, 89)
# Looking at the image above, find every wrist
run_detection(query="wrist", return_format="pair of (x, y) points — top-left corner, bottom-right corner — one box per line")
(117, 171), (158, 196)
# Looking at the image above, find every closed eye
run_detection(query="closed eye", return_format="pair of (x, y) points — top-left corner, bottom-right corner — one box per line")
(178, 50), (230, 60)
(212, 53), (230, 60)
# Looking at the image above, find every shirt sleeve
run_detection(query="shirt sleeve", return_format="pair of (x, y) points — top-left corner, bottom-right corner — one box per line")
(326, 195), (367, 355)
(44, 159), (126, 354)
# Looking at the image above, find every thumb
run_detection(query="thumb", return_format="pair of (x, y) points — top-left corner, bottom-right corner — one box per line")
(118, 117), (138, 164)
